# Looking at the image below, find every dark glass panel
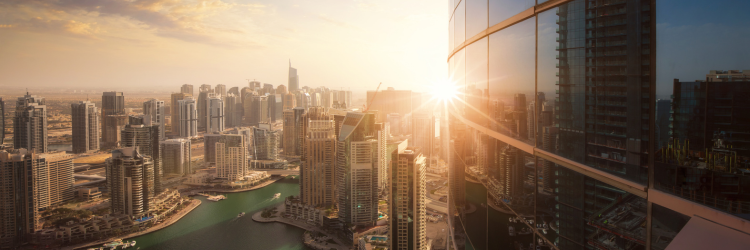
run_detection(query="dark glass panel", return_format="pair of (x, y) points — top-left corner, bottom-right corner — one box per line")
(654, 0), (750, 222)
(488, 17), (535, 146)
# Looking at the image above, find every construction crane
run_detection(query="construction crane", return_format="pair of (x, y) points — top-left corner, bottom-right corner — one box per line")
(364, 82), (382, 112)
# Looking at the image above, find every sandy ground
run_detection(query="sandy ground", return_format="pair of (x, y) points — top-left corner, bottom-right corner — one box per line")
(426, 219), (450, 250)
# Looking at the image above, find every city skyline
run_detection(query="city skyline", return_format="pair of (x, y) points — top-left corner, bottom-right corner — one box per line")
(0, 1), (749, 250)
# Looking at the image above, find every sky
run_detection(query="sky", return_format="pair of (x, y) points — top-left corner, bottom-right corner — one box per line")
(0, 0), (448, 92)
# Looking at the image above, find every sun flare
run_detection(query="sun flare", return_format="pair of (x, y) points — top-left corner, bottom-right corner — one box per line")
(429, 80), (459, 102)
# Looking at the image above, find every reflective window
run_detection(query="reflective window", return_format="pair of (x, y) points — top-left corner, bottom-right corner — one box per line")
(654, 0), (750, 221)
(489, 0), (534, 28)
(455, 1), (466, 46)
(466, 0), (488, 39)
(450, 17), (455, 53)
(539, 0), (649, 184)
(536, 8), (558, 149)
(488, 17), (535, 146)
(466, 37), (488, 127)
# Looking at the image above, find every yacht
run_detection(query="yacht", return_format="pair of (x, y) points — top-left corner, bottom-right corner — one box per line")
(207, 195), (226, 201)
(274, 193), (281, 199)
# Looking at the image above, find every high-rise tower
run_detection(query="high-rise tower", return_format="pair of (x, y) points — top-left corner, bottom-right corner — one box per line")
(178, 97), (198, 138)
(289, 60), (299, 92)
(206, 94), (224, 133)
(181, 84), (194, 96)
(143, 99), (165, 141)
(170, 92), (191, 136)
(101, 92), (125, 148)
(336, 111), (381, 227)
(388, 147), (426, 250)
(14, 93), (47, 153)
(301, 119), (336, 207)
(71, 101), (100, 154)
(106, 147), (154, 216)
(121, 124), (162, 194)
(160, 138), (191, 176)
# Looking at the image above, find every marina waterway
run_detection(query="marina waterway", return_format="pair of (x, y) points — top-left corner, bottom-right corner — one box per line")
(125, 177), (311, 250)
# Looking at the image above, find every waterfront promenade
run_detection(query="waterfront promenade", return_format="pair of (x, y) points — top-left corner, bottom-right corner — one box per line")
(63, 199), (202, 250)
(183, 175), (286, 195)
(252, 203), (348, 250)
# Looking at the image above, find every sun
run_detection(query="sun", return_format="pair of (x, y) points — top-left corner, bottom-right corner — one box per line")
(429, 80), (460, 102)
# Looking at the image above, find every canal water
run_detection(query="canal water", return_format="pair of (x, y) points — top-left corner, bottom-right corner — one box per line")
(127, 177), (312, 250)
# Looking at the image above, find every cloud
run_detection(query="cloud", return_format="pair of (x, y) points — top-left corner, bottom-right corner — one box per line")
(317, 15), (357, 29)
(0, 0), (246, 45)
(12, 17), (101, 39)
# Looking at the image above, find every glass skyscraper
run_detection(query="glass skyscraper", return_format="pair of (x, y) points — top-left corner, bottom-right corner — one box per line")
(446, 0), (750, 249)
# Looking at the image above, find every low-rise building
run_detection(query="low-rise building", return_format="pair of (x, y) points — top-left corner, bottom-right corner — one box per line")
(75, 187), (102, 201)
(284, 196), (324, 226)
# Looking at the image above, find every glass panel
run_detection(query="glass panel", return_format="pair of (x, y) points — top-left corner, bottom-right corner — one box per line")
(540, 0), (649, 184)
(650, 204), (690, 250)
(466, 37), (489, 127)
(654, 0), (750, 222)
(450, 17), (455, 53)
(455, 1), (466, 46)
(535, 156), (559, 249)
(488, 17), (535, 146)
(549, 164), (647, 250)
(466, 0), (488, 40)
(489, 0), (534, 28)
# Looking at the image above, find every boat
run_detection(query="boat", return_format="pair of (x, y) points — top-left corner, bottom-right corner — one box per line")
(273, 193), (281, 199)
(103, 239), (123, 249)
(238, 212), (245, 218)
(509, 226), (516, 236)
(207, 195), (226, 201)
(122, 240), (136, 248)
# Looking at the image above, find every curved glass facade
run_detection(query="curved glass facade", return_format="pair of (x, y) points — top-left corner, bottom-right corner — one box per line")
(445, 0), (750, 249)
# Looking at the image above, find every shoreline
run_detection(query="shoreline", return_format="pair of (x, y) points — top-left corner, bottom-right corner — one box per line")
(63, 199), (202, 250)
(184, 175), (287, 195)
(252, 204), (348, 250)
(61, 174), (289, 250)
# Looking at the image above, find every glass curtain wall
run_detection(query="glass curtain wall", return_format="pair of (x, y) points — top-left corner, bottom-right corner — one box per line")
(446, 0), (750, 249)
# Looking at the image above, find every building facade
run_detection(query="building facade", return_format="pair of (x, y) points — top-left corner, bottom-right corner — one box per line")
(121, 124), (162, 194)
(181, 84), (194, 96)
(252, 123), (280, 161)
(178, 97), (198, 138)
(206, 94), (225, 133)
(336, 112), (381, 227)
(101, 91), (125, 149)
(160, 139), (192, 175)
(14, 93), (47, 153)
(214, 134), (247, 181)
(171, 92), (191, 136)
(0, 149), (42, 248)
(143, 99), (166, 141)
(301, 119), (336, 207)
(197, 84), (213, 130)
(388, 147), (426, 250)
(71, 101), (100, 153)
(106, 148), (154, 217)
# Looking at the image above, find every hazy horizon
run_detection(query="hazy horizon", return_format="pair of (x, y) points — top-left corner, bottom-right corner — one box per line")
(0, 0), (447, 93)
